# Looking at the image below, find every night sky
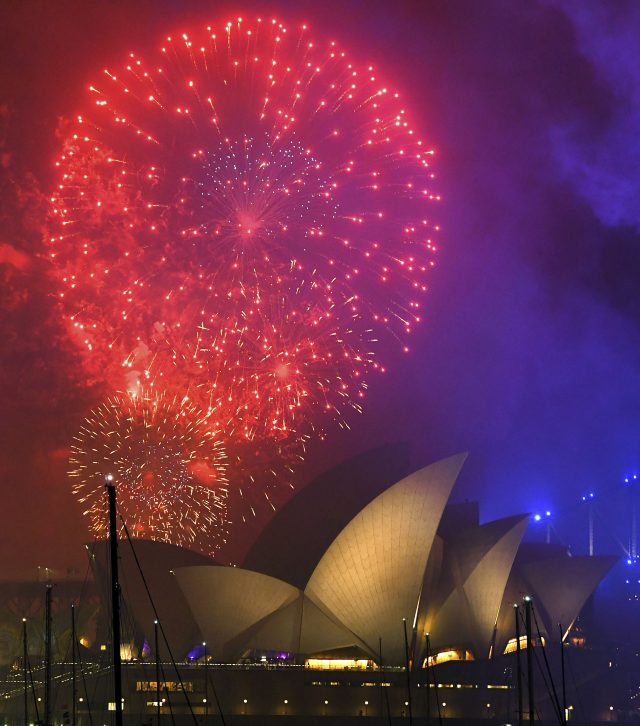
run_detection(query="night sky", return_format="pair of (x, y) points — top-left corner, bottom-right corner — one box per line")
(1, 0), (640, 575)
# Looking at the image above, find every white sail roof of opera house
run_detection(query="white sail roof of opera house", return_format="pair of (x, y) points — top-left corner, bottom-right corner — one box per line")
(174, 453), (467, 664)
(242, 442), (413, 589)
(105, 450), (615, 667)
(175, 567), (373, 662)
(494, 544), (617, 653)
(418, 514), (529, 660)
(173, 567), (301, 661)
(304, 453), (467, 664)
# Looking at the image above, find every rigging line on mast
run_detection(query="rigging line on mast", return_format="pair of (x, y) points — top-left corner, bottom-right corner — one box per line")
(520, 605), (559, 724)
(158, 655), (177, 726)
(564, 630), (587, 723)
(531, 605), (564, 724)
(26, 655), (41, 724)
(119, 516), (224, 725)
(78, 541), (101, 726)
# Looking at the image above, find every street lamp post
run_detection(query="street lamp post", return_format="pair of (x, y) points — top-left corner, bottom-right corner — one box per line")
(22, 618), (27, 726)
(533, 511), (552, 544)
(154, 620), (161, 726)
(203, 641), (208, 722)
(581, 493), (595, 556)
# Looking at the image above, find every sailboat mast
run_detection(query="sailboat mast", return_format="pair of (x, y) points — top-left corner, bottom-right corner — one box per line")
(45, 584), (52, 726)
(559, 623), (567, 723)
(515, 604), (523, 726)
(106, 480), (124, 726)
(402, 619), (413, 725)
(22, 618), (28, 726)
(525, 596), (534, 722)
(155, 619), (161, 726)
(71, 605), (77, 726)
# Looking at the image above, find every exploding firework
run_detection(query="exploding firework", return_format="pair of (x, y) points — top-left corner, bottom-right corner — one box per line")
(69, 391), (229, 554)
(54, 17), (440, 536)
(156, 286), (372, 435)
(225, 433), (307, 523)
(49, 16), (439, 423)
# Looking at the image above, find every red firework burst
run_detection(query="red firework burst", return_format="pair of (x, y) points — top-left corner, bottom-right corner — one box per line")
(69, 390), (229, 554)
(49, 16), (438, 414)
(52, 16), (439, 531)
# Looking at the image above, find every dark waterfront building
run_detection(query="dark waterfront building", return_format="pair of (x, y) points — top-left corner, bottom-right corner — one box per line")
(1, 652), (626, 724)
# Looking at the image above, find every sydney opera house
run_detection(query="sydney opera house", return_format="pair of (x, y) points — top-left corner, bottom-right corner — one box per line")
(0, 447), (622, 722)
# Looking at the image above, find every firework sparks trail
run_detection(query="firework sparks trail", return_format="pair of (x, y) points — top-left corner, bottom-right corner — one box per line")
(69, 390), (229, 554)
